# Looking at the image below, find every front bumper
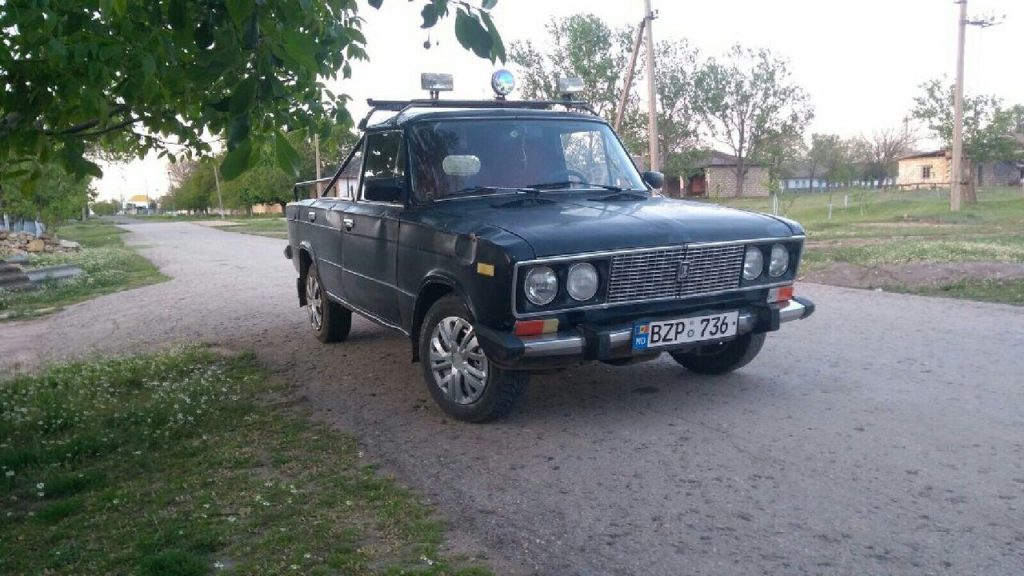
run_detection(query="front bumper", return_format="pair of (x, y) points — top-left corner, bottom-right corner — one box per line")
(475, 296), (815, 370)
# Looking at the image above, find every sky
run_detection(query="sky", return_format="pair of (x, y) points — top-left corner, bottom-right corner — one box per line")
(95, 0), (1024, 201)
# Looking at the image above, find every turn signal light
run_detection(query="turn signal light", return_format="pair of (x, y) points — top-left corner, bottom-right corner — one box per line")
(514, 319), (559, 337)
(768, 285), (794, 303)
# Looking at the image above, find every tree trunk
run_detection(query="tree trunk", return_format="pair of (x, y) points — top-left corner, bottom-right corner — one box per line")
(963, 162), (978, 205)
(735, 161), (745, 198)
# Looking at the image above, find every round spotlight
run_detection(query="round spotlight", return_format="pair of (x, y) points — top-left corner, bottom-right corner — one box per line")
(491, 69), (515, 98)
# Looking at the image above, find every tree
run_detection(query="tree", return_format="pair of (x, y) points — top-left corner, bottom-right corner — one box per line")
(0, 0), (504, 190)
(911, 78), (1021, 200)
(692, 46), (813, 197)
(864, 125), (917, 188)
(509, 14), (634, 121)
(91, 199), (121, 216)
(0, 164), (95, 229)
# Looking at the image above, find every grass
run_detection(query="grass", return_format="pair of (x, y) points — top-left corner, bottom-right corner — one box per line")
(220, 216), (288, 239)
(0, 347), (491, 576)
(704, 186), (1024, 304)
(0, 221), (166, 321)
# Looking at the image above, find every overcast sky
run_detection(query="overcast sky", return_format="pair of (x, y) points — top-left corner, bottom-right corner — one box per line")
(96, 0), (1023, 201)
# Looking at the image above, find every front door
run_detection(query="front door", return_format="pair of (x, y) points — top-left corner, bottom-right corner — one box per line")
(339, 130), (405, 326)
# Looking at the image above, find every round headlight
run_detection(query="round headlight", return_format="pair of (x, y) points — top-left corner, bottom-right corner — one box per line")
(524, 266), (558, 306)
(743, 246), (764, 281)
(566, 262), (599, 301)
(769, 244), (790, 277)
(491, 69), (516, 97)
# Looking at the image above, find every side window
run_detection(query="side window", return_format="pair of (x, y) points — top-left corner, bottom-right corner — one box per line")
(360, 131), (405, 203)
(333, 145), (362, 200)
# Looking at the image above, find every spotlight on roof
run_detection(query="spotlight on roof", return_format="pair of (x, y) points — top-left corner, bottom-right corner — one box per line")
(491, 69), (515, 99)
(421, 73), (454, 100)
(557, 77), (585, 100)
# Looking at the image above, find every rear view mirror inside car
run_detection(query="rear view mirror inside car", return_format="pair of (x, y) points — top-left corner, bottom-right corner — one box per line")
(442, 155), (481, 177)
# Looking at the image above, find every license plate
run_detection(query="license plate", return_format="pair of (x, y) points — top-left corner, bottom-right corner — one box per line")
(632, 311), (739, 351)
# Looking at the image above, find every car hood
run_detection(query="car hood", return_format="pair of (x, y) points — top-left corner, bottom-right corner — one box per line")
(428, 194), (800, 258)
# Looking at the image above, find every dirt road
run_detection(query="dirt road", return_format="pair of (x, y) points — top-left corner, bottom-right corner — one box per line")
(3, 222), (1023, 575)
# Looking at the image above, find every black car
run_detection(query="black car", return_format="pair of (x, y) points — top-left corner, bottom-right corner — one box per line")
(285, 87), (814, 422)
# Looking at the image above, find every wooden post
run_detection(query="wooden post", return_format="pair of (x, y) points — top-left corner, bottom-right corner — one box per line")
(614, 19), (646, 133)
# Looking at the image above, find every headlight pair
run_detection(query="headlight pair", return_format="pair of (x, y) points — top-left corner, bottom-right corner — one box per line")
(524, 262), (599, 306)
(743, 243), (791, 281)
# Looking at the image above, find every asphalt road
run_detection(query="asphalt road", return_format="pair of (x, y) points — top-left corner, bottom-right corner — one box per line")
(3, 222), (1023, 575)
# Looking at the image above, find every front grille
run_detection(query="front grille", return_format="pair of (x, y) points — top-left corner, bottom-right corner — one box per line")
(606, 244), (745, 304)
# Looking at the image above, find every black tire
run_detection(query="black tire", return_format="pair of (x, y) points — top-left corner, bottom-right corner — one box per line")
(305, 262), (351, 343)
(418, 295), (529, 422)
(669, 332), (766, 375)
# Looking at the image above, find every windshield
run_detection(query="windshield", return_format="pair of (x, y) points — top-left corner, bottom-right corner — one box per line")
(408, 118), (646, 201)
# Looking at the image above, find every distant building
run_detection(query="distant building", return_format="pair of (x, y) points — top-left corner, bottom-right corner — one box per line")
(685, 151), (769, 197)
(897, 150), (1022, 189)
(123, 194), (154, 214)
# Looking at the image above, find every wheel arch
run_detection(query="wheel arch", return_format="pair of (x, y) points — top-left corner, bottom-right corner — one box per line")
(296, 242), (316, 306)
(410, 274), (477, 363)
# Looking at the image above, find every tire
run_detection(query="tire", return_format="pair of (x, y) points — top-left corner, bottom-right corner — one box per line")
(305, 262), (351, 343)
(669, 332), (766, 375)
(419, 295), (529, 422)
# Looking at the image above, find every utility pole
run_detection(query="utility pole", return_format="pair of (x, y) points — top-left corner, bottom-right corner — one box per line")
(614, 18), (646, 133)
(951, 0), (967, 212)
(643, 0), (659, 172)
(213, 164), (225, 219)
(314, 134), (323, 196)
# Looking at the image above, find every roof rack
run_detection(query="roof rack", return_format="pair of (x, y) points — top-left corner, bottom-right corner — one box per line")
(358, 98), (597, 129)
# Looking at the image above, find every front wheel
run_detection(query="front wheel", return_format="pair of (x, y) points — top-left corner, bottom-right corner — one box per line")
(669, 332), (766, 375)
(419, 295), (529, 422)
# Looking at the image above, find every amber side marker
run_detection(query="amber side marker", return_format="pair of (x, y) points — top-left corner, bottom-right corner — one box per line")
(476, 263), (495, 277)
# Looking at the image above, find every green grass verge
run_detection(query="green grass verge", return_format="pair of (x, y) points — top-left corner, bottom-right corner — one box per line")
(0, 347), (491, 575)
(220, 217), (289, 239)
(707, 187), (1024, 304)
(0, 222), (166, 321)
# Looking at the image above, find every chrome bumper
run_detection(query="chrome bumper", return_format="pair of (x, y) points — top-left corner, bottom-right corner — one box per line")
(516, 297), (814, 361)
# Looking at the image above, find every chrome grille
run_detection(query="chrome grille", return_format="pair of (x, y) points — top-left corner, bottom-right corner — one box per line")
(607, 244), (745, 304)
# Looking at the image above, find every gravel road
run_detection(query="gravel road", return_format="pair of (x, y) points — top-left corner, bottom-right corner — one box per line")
(3, 222), (1023, 575)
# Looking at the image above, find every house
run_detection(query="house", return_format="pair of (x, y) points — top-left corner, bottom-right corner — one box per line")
(684, 151), (769, 197)
(780, 164), (829, 192)
(123, 194), (154, 214)
(897, 150), (1022, 189)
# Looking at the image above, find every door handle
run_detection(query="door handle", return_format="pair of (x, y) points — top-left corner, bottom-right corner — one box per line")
(342, 218), (354, 231)
(307, 211), (316, 222)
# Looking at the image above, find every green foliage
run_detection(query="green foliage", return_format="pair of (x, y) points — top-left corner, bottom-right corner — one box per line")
(912, 78), (1022, 164)
(0, 0), (504, 188)
(90, 199), (121, 216)
(693, 46), (813, 193)
(0, 162), (94, 228)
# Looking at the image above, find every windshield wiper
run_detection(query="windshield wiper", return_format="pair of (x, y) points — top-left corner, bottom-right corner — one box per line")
(450, 186), (539, 197)
(526, 181), (627, 192)
(587, 191), (649, 202)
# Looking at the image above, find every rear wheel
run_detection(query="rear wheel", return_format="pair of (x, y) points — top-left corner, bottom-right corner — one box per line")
(669, 332), (765, 375)
(305, 262), (351, 343)
(419, 295), (528, 422)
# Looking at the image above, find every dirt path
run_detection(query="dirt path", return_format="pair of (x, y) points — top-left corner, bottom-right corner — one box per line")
(3, 222), (1024, 575)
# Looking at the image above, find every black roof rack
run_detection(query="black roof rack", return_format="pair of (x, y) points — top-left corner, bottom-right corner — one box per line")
(358, 98), (597, 129)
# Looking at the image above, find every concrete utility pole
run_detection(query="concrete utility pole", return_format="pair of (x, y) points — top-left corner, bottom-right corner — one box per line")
(643, 0), (659, 172)
(314, 134), (323, 197)
(213, 164), (225, 219)
(951, 0), (967, 212)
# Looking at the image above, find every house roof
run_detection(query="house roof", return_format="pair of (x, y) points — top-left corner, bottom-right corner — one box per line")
(127, 194), (150, 203)
(691, 150), (763, 169)
(900, 149), (947, 161)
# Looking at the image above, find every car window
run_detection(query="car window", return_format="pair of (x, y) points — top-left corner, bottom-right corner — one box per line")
(408, 119), (646, 201)
(360, 132), (405, 203)
(332, 145), (362, 200)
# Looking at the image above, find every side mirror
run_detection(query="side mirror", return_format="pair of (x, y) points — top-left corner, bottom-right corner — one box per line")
(642, 171), (665, 190)
(364, 179), (403, 203)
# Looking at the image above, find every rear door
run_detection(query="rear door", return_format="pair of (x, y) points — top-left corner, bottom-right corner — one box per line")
(338, 130), (405, 326)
